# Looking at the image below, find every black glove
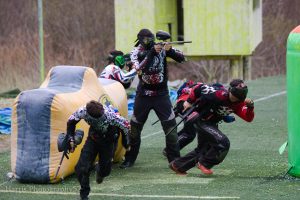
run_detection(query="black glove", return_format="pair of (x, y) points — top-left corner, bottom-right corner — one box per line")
(69, 135), (75, 153)
(245, 98), (254, 108)
(137, 51), (148, 60)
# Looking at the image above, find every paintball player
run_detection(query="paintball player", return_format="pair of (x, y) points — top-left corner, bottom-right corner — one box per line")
(100, 50), (137, 89)
(120, 28), (186, 169)
(169, 79), (254, 175)
(66, 100), (130, 200)
(165, 81), (235, 153)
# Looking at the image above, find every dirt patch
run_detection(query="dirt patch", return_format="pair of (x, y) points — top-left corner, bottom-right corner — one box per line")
(0, 135), (10, 153)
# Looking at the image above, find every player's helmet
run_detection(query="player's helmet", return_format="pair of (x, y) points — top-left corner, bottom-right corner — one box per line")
(135, 28), (155, 49)
(229, 79), (248, 101)
(114, 55), (125, 69)
(107, 50), (123, 64)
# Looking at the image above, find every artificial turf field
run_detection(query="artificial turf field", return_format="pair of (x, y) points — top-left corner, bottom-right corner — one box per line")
(0, 75), (299, 200)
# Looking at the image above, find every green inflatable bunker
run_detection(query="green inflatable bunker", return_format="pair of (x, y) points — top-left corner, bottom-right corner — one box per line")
(287, 25), (300, 177)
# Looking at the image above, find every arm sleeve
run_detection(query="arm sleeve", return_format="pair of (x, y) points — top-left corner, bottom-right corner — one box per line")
(131, 46), (156, 71)
(166, 48), (185, 63)
(106, 111), (130, 148)
(233, 103), (255, 122)
(66, 106), (85, 136)
(104, 107), (130, 135)
(114, 68), (137, 84)
(131, 48), (140, 70)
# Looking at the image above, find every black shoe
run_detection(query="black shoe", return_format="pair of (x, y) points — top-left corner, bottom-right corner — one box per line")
(119, 160), (134, 169)
(80, 196), (89, 200)
(96, 173), (104, 184)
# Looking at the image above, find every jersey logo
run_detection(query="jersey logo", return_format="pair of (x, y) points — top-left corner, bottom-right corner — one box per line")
(216, 106), (233, 116)
(98, 94), (115, 108)
(201, 85), (216, 94)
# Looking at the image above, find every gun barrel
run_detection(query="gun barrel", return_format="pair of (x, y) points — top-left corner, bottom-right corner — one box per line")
(169, 41), (192, 44)
(156, 41), (192, 46)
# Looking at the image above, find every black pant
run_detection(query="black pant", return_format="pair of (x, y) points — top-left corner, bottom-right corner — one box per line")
(124, 94), (180, 163)
(75, 130), (115, 198)
(177, 122), (197, 149)
(173, 121), (230, 172)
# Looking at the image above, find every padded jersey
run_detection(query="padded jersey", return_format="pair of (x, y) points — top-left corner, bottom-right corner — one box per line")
(100, 64), (136, 85)
(186, 83), (254, 123)
(130, 44), (185, 96)
(67, 105), (130, 136)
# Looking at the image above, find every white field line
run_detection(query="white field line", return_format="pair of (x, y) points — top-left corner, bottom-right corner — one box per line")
(0, 190), (240, 199)
(253, 91), (286, 103)
(141, 124), (184, 140)
(142, 90), (286, 140)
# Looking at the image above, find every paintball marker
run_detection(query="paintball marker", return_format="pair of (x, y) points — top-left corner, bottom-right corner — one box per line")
(165, 100), (201, 137)
(156, 30), (192, 45)
(54, 129), (84, 180)
(137, 30), (191, 61)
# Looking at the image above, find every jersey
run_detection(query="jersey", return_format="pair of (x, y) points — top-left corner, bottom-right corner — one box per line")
(67, 105), (130, 145)
(131, 44), (185, 96)
(186, 83), (254, 123)
(100, 64), (136, 85)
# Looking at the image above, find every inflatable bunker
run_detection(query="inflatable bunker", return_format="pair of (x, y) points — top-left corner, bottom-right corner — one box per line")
(287, 25), (300, 177)
(11, 65), (128, 183)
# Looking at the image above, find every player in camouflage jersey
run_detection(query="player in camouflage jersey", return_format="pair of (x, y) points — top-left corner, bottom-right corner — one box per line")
(66, 100), (130, 200)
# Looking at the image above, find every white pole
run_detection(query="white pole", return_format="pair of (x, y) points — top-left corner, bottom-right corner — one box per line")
(38, 0), (44, 82)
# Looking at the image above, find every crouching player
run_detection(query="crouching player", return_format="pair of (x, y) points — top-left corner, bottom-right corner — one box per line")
(169, 79), (254, 175)
(66, 100), (130, 200)
(163, 80), (235, 154)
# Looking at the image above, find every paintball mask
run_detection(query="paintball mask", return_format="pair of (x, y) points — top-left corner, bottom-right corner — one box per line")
(114, 55), (125, 69)
(107, 50), (124, 65)
(57, 129), (84, 152)
(135, 28), (155, 49)
(229, 79), (248, 101)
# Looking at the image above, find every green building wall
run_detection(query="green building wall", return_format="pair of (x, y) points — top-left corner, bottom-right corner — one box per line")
(115, 0), (262, 57)
(115, 0), (155, 53)
(115, 0), (262, 80)
(184, 0), (250, 56)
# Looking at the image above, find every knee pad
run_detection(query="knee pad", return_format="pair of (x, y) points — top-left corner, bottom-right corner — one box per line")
(162, 118), (176, 126)
(161, 119), (176, 133)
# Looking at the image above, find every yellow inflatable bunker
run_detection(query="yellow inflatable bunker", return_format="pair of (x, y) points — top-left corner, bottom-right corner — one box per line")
(11, 66), (128, 183)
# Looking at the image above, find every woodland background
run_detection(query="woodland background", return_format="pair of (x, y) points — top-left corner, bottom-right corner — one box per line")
(0, 0), (299, 92)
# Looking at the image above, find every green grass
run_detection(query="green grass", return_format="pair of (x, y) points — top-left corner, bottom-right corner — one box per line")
(1, 75), (299, 200)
